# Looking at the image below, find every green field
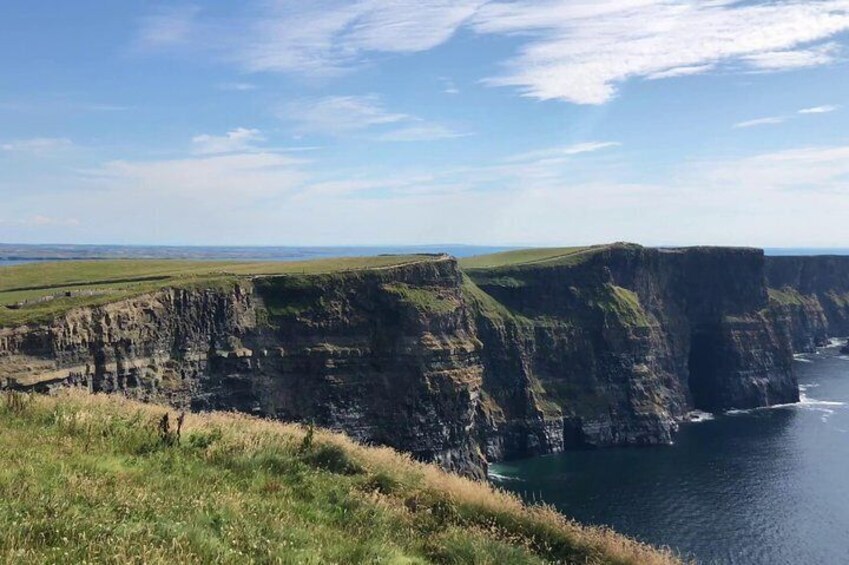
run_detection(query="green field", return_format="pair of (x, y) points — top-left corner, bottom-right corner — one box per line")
(459, 246), (605, 270)
(0, 256), (432, 327)
(0, 391), (679, 564)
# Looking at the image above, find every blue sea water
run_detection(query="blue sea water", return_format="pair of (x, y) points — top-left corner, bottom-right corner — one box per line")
(490, 342), (849, 564)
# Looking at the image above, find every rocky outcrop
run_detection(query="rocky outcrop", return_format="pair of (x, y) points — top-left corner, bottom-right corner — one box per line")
(765, 256), (849, 352)
(465, 245), (797, 461)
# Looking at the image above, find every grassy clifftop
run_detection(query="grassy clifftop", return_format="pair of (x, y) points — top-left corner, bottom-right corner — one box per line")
(458, 244), (640, 272)
(0, 391), (679, 564)
(0, 255), (434, 327)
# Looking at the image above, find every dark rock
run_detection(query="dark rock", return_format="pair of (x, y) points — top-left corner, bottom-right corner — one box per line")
(5, 246), (847, 477)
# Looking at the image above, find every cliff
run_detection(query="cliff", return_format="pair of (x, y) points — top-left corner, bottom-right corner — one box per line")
(0, 256), (486, 477)
(463, 245), (797, 461)
(766, 256), (849, 352)
(2, 246), (834, 476)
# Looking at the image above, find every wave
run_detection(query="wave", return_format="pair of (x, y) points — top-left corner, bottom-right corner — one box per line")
(827, 337), (848, 348)
(488, 471), (523, 482)
(725, 391), (845, 418)
(684, 410), (715, 423)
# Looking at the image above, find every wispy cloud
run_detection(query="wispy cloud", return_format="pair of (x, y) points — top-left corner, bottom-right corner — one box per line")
(799, 105), (840, 114)
(284, 95), (409, 134)
(283, 95), (466, 141)
(191, 128), (264, 155)
(0, 215), (80, 228)
(708, 145), (849, 193)
(507, 142), (621, 162)
(734, 104), (842, 128)
(241, 1), (485, 75)
(137, 1), (849, 105)
(473, 1), (849, 104)
(137, 5), (201, 50)
(375, 124), (469, 142)
(733, 116), (786, 129)
(1, 138), (73, 153)
(218, 82), (257, 92)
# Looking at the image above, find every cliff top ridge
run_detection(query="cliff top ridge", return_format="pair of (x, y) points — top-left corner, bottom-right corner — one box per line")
(0, 254), (447, 327)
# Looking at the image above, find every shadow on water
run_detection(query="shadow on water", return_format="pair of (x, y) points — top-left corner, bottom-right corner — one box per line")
(492, 347), (849, 564)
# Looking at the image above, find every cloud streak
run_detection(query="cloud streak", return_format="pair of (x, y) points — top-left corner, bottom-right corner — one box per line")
(283, 95), (467, 140)
(138, 1), (849, 105)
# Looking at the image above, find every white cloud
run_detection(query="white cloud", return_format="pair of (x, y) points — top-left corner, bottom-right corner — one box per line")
(376, 124), (469, 142)
(191, 128), (264, 154)
(733, 116), (786, 129)
(799, 105), (840, 114)
(283, 95), (465, 140)
(743, 42), (841, 71)
(138, 1), (849, 105)
(507, 142), (621, 162)
(83, 152), (309, 201)
(137, 5), (200, 50)
(241, 1), (486, 74)
(1, 138), (73, 153)
(284, 95), (409, 134)
(218, 82), (257, 91)
(473, 1), (849, 104)
(707, 145), (849, 193)
(8, 141), (849, 246)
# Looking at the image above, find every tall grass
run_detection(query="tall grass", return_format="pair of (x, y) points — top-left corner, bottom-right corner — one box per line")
(0, 391), (683, 564)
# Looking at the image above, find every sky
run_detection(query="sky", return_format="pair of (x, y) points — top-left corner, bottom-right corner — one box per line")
(2, 0), (849, 247)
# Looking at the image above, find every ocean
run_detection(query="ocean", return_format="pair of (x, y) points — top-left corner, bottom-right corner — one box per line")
(490, 342), (849, 564)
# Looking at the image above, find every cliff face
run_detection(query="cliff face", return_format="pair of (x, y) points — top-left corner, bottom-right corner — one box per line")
(1, 247), (826, 476)
(0, 257), (486, 477)
(766, 256), (849, 352)
(465, 246), (797, 461)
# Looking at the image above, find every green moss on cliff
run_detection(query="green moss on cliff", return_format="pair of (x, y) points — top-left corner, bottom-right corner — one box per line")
(460, 275), (530, 325)
(768, 287), (808, 306)
(382, 283), (459, 315)
(0, 391), (679, 565)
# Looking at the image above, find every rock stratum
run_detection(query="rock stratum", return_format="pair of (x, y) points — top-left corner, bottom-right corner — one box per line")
(2, 244), (848, 478)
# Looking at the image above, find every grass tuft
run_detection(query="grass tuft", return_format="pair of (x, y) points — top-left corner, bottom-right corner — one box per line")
(0, 391), (683, 564)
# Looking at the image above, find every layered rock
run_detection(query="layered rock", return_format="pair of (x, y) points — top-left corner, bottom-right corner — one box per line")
(0, 256), (487, 477)
(1, 246), (829, 476)
(766, 256), (849, 352)
(465, 245), (797, 461)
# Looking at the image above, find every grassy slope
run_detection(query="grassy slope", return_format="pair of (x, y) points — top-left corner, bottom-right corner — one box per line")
(0, 392), (680, 565)
(0, 256), (431, 327)
(459, 246), (613, 271)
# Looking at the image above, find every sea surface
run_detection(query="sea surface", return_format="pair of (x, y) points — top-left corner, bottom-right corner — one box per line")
(0, 245), (847, 266)
(0, 244), (512, 264)
(490, 342), (849, 564)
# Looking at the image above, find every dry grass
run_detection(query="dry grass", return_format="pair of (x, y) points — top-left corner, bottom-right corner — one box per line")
(0, 390), (684, 564)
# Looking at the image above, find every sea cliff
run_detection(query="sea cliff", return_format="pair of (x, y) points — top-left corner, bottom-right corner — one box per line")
(2, 245), (847, 477)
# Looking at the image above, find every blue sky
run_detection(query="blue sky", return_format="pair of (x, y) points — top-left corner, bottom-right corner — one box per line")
(2, 0), (849, 247)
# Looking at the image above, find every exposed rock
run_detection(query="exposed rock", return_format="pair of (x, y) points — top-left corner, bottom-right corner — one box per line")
(465, 245), (797, 460)
(4, 246), (846, 476)
(0, 257), (487, 478)
(766, 255), (849, 351)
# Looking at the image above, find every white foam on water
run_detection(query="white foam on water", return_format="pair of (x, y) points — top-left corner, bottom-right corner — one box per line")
(684, 410), (715, 423)
(794, 356), (814, 363)
(487, 471), (523, 482)
(724, 391), (845, 418)
(827, 337), (848, 348)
